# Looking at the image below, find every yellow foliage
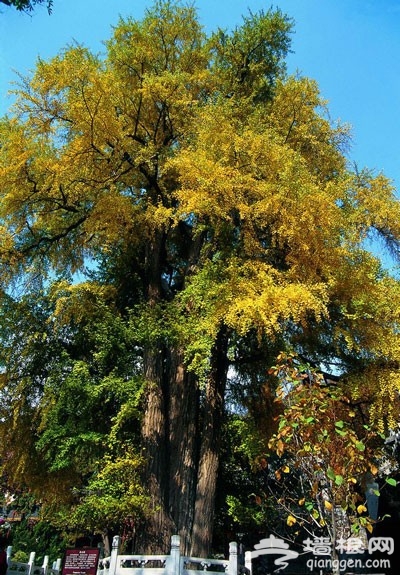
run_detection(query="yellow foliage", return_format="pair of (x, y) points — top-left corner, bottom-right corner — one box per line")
(49, 281), (117, 326)
(347, 365), (400, 433)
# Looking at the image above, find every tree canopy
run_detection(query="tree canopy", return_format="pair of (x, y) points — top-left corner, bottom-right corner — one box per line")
(0, 0), (399, 556)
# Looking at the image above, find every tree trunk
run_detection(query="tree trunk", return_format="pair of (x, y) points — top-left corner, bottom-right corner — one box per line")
(139, 327), (228, 556)
(168, 351), (200, 556)
(140, 346), (175, 553)
(139, 230), (229, 555)
(190, 328), (229, 557)
(138, 231), (175, 552)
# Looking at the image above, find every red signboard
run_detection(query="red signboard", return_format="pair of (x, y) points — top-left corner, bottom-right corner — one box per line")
(62, 549), (100, 575)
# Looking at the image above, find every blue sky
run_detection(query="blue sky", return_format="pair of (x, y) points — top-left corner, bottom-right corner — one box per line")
(1, 0), (399, 269)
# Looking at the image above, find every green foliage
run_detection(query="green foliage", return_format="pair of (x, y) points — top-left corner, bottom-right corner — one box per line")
(0, 281), (146, 537)
(214, 413), (279, 545)
(10, 551), (29, 563)
(4, 493), (66, 563)
(52, 450), (150, 537)
(209, 7), (293, 102)
(10, 520), (66, 564)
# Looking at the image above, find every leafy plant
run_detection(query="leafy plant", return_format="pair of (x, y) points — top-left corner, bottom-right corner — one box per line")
(268, 353), (397, 541)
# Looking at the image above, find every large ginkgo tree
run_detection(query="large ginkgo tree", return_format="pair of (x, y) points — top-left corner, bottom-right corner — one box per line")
(0, 0), (399, 556)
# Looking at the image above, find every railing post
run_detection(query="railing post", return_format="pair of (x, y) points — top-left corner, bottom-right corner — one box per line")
(28, 552), (36, 575)
(108, 536), (120, 575)
(53, 558), (62, 574)
(6, 546), (12, 563)
(42, 555), (49, 575)
(244, 551), (252, 575)
(228, 542), (238, 575)
(165, 535), (180, 575)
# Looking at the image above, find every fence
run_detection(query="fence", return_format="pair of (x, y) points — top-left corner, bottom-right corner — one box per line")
(6, 535), (238, 575)
(97, 535), (238, 575)
(6, 547), (62, 575)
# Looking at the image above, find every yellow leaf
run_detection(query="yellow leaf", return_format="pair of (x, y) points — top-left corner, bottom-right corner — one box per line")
(324, 500), (333, 511)
(276, 439), (285, 457)
(357, 504), (367, 514)
(282, 465), (290, 473)
(298, 497), (305, 506)
(287, 515), (297, 526)
(366, 523), (373, 534)
(369, 464), (379, 476)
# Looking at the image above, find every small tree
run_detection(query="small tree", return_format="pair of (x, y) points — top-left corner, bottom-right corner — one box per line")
(267, 353), (397, 570)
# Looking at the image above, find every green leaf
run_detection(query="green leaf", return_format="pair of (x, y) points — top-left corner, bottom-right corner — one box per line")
(327, 467), (336, 481)
(355, 441), (365, 451)
(312, 508), (319, 519)
(386, 477), (397, 487)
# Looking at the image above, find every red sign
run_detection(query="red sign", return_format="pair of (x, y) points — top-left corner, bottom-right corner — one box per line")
(62, 549), (100, 575)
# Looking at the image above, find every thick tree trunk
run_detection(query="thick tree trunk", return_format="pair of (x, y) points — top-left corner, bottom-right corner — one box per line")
(140, 330), (228, 556)
(140, 348), (199, 553)
(190, 329), (229, 557)
(140, 347), (175, 553)
(168, 351), (200, 556)
(139, 229), (228, 555)
(138, 230), (175, 552)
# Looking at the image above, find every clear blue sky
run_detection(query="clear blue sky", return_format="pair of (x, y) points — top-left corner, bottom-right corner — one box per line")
(1, 0), (399, 269)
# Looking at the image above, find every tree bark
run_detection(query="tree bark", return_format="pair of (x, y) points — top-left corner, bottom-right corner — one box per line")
(139, 231), (175, 553)
(140, 346), (175, 553)
(190, 328), (229, 557)
(140, 327), (228, 556)
(140, 347), (200, 554)
(168, 351), (200, 554)
(139, 228), (229, 555)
